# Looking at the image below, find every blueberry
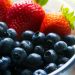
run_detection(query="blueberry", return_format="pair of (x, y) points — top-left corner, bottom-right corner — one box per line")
(44, 63), (57, 73)
(64, 46), (74, 58)
(44, 50), (57, 63)
(58, 64), (64, 68)
(58, 57), (69, 64)
(7, 28), (17, 40)
(21, 69), (32, 75)
(27, 53), (43, 67)
(34, 45), (44, 56)
(0, 38), (15, 55)
(0, 57), (11, 70)
(32, 32), (45, 45)
(33, 69), (47, 75)
(22, 30), (34, 41)
(11, 47), (27, 64)
(46, 33), (60, 47)
(63, 35), (75, 46)
(3, 70), (11, 75)
(72, 44), (75, 51)
(21, 40), (33, 54)
(0, 22), (8, 37)
(0, 22), (8, 30)
(54, 41), (67, 54)
(15, 41), (20, 47)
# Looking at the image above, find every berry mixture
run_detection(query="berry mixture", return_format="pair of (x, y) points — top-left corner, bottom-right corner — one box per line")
(0, 22), (74, 75)
(0, 0), (75, 75)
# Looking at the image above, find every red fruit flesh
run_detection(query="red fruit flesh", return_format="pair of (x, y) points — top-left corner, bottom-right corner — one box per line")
(6, 3), (45, 35)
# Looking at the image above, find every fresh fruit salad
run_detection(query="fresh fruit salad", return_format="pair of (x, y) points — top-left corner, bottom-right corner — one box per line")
(0, 0), (75, 75)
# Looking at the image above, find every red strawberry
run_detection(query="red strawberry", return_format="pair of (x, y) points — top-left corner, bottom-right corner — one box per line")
(0, 0), (12, 21)
(40, 6), (75, 36)
(40, 12), (71, 36)
(6, 3), (45, 35)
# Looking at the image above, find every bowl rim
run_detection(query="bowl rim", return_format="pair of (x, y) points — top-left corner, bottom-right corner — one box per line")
(49, 54), (75, 75)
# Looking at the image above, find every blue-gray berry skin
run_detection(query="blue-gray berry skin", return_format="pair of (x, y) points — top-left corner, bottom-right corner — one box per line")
(54, 41), (68, 54)
(58, 57), (69, 64)
(0, 38), (15, 55)
(22, 30), (34, 41)
(3, 70), (11, 75)
(32, 32), (45, 45)
(7, 28), (17, 40)
(63, 35), (75, 46)
(44, 49), (57, 63)
(0, 22), (8, 37)
(64, 46), (75, 58)
(58, 64), (64, 68)
(44, 63), (57, 73)
(27, 53), (43, 67)
(21, 69), (32, 75)
(21, 40), (33, 54)
(46, 33), (60, 47)
(15, 41), (20, 47)
(11, 47), (27, 64)
(0, 57), (11, 70)
(34, 45), (44, 56)
(33, 69), (47, 75)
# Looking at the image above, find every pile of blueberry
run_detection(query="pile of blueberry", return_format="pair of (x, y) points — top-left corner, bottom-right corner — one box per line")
(0, 22), (75, 75)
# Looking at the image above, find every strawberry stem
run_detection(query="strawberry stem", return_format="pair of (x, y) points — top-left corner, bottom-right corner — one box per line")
(34, 0), (48, 6)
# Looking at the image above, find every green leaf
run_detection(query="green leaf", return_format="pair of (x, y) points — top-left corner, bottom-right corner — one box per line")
(34, 0), (48, 6)
(60, 6), (75, 29)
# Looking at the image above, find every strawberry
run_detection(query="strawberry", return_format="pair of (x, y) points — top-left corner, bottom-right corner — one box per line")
(0, 0), (12, 21)
(6, 3), (45, 35)
(40, 7), (75, 36)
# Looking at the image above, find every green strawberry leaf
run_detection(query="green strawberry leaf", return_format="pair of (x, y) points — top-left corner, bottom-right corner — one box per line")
(60, 6), (75, 30)
(34, 0), (48, 6)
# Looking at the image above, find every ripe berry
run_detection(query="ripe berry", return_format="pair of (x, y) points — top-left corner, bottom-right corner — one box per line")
(58, 57), (69, 64)
(21, 69), (32, 75)
(0, 38), (15, 55)
(11, 47), (27, 64)
(54, 41), (68, 54)
(22, 30), (34, 41)
(0, 22), (8, 37)
(40, 13), (71, 36)
(64, 46), (75, 58)
(7, 28), (17, 40)
(44, 50), (57, 63)
(15, 41), (20, 47)
(3, 70), (11, 75)
(27, 53), (43, 67)
(34, 45), (44, 56)
(0, 57), (11, 70)
(32, 32), (45, 45)
(58, 64), (64, 68)
(46, 33), (60, 47)
(21, 40), (33, 54)
(44, 63), (57, 73)
(63, 35), (75, 46)
(33, 69), (47, 75)
(6, 3), (45, 35)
